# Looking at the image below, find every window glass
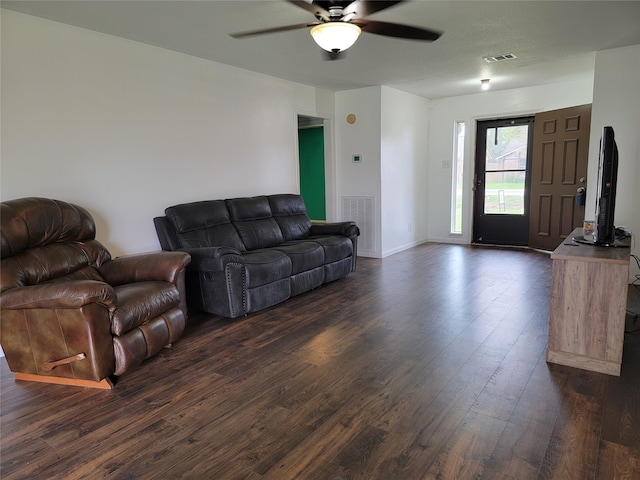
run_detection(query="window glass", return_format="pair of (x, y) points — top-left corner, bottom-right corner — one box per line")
(451, 122), (465, 233)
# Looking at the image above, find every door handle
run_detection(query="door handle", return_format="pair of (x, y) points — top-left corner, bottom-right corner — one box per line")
(473, 174), (481, 192)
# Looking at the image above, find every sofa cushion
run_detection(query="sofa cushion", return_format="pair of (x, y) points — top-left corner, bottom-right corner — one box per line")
(226, 196), (283, 250)
(273, 241), (325, 275)
(268, 194), (311, 242)
(242, 249), (291, 288)
(111, 281), (180, 336)
(309, 235), (353, 264)
(165, 200), (245, 252)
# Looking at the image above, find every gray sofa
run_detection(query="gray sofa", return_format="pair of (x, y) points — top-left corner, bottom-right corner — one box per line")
(154, 194), (359, 318)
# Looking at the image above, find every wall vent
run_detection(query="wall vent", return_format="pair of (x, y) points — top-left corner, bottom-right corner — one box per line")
(483, 53), (518, 63)
(342, 196), (375, 252)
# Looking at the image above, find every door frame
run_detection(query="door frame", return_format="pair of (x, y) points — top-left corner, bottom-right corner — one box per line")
(472, 115), (535, 246)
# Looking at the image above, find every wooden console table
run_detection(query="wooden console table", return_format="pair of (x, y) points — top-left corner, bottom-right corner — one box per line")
(546, 228), (630, 376)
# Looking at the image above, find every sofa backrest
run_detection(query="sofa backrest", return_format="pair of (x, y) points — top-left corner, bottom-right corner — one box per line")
(0, 197), (110, 293)
(164, 200), (246, 252)
(158, 194), (313, 253)
(268, 194), (311, 242)
(226, 196), (284, 250)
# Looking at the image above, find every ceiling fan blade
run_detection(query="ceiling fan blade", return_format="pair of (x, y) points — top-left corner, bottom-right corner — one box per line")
(230, 22), (316, 39)
(343, 1), (405, 19)
(286, 0), (331, 21)
(355, 20), (441, 41)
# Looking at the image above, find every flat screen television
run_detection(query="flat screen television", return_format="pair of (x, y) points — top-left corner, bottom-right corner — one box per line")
(594, 126), (618, 245)
(574, 125), (628, 247)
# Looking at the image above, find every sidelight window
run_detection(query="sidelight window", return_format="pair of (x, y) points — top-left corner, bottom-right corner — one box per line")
(451, 121), (465, 234)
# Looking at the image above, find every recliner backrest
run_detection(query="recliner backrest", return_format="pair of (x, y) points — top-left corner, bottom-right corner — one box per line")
(164, 200), (246, 252)
(268, 194), (311, 242)
(226, 196), (283, 250)
(0, 198), (111, 293)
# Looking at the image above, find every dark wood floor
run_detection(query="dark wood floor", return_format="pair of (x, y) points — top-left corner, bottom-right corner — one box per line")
(2, 243), (639, 480)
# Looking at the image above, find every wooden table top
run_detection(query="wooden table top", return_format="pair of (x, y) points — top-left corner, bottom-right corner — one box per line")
(551, 228), (631, 264)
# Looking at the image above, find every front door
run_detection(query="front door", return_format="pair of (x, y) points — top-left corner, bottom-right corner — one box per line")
(473, 117), (534, 246)
(528, 104), (591, 250)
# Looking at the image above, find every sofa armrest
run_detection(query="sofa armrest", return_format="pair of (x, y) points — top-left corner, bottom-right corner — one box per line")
(310, 221), (360, 238)
(154, 216), (182, 251)
(99, 251), (191, 286)
(181, 246), (245, 271)
(0, 280), (116, 311)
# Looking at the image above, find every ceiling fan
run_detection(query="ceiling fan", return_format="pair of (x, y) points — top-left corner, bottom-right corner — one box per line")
(230, 0), (442, 59)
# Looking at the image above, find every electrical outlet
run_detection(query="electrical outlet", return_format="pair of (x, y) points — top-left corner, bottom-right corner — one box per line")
(442, 159), (451, 168)
(408, 223), (412, 232)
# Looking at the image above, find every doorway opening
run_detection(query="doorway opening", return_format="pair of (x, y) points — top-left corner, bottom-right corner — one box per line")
(472, 116), (534, 246)
(298, 115), (326, 221)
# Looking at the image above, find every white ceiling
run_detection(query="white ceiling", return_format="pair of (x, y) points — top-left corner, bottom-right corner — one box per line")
(3, 1), (640, 99)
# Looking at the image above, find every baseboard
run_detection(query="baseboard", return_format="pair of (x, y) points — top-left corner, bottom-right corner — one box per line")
(426, 235), (469, 245)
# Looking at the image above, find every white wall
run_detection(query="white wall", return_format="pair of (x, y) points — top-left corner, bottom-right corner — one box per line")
(334, 86), (431, 258)
(587, 44), (640, 282)
(3, 10), (637, 278)
(1, 10), (309, 256)
(426, 79), (595, 244)
(380, 87), (430, 256)
(335, 87), (382, 256)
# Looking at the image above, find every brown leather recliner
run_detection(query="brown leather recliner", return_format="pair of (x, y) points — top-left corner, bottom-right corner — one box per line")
(0, 197), (191, 389)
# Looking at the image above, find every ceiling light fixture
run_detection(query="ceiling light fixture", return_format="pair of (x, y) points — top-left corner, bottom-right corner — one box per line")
(481, 79), (491, 91)
(310, 22), (361, 53)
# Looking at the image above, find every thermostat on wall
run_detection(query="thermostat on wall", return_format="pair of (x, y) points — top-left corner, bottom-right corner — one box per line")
(352, 154), (362, 163)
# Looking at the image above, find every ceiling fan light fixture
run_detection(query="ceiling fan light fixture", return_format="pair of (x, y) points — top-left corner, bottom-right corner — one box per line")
(310, 22), (361, 53)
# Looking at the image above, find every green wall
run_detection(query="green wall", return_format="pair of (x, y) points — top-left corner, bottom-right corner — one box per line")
(298, 126), (326, 221)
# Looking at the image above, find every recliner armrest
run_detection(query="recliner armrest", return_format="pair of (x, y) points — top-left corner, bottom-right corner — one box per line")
(181, 246), (244, 271)
(99, 251), (191, 286)
(310, 221), (360, 238)
(0, 280), (116, 311)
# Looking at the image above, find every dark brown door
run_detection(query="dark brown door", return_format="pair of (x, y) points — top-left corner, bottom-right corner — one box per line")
(528, 104), (591, 250)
